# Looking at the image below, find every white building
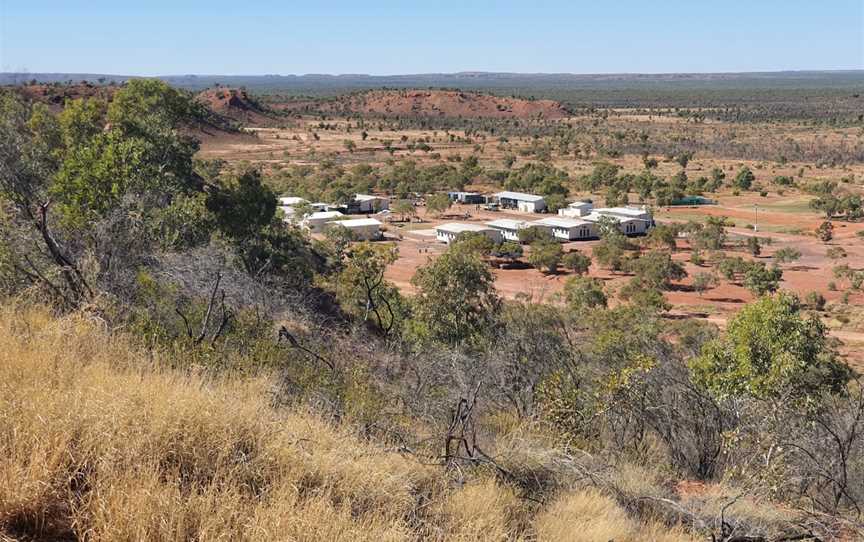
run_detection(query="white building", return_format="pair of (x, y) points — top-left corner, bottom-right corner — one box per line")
(278, 196), (308, 222)
(279, 196), (307, 207)
(531, 217), (598, 241)
(435, 223), (503, 244)
(584, 205), (653, 236)
(302, 211), (345, 233)
(352, 194), (390, 213)
(493, 191), (547, 213)
(485, 219), (529, 242)
(558, 201), (594, 218)
(327, 218), (382, 240)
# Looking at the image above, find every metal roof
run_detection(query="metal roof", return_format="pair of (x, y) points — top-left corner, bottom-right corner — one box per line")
(329, 218), (382, 227)
(436, 222), (496, 233)
(493, 191), (545, 202)
(307, 211), (344, 220)
(355, 194), (389, 201)
(532, 217), (592, 228)
(485, 219), (528, 230)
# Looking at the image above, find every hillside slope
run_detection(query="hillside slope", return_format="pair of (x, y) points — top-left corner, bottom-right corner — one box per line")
(316, 89), (571, 119)
(0, 304), (694, 541)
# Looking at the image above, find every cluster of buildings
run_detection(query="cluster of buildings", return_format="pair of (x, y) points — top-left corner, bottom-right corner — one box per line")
(279, 188), (654, 246)
(279, 194), (390, 240)
(435, 201), (653, 244)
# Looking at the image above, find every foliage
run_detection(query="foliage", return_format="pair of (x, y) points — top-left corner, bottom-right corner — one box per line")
(409, 249), (500, 347)
(562, 276), (607, 311)
(528, 238), (563, 274)
(561, 251), (591, 275)
(426, 192), (452, 216)
(743, 262), (783, 296)
(691, 293), (851, 401)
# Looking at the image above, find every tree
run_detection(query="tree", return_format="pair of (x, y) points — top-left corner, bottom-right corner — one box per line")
(691, 292), (851, 401)
(426, 193), (451, 216)
(692, 272), (718, 296)
(491, 241), (523, 267)
(206, 168), (276, 242)
(627, 250), (687, 290)
(392, 199), (416, 222)
(745, 236), (761, 257)
(733, 167), (755, 190)
(343, 139), (356, 153)
(644, 223), (678, 252)
(816, 221), (834, 242)
(517, 225), (553, 245)
(743, 262), (782, 296)
(773, 247), (802, 265)
(450, 232), (495, 259)
(333, 242), (403, 335)
(562, 276), (607, 311)
(410, 250), (500, 347)
(528, 239), (563, 274)
(561, 251), (591, 275)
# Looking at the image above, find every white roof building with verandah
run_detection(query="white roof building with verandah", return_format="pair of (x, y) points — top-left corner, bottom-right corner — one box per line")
(531, 217), (598, 241)
(435, 223), (503, 244)
(326, 218), (383, 240)
(584, 208), (652, 236)
(302, 211), (344, 233)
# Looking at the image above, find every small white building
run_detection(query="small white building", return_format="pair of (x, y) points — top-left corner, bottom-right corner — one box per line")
(352, 194), (390, 213)
(435, 223), (503, 244)
(327, 218), (383, 240)
(558, 201), (594, 218)
(531, 217), (598, 241)
(278, 196), (308, 222)
(302, 211), (345, 233)
(485, 219), (529, 242)
(493, 191), (547, 213)
(279, 196), (307, 207)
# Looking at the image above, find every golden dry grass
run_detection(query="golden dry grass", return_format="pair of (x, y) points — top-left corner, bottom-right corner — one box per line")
(0, 303), (697, 541)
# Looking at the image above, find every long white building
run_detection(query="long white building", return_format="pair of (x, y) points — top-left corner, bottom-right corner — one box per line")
(327, 218), (383, 240)
(531, 217), (597, 241)
(493, 191), (547, 213)
(435, 223), (503, 244)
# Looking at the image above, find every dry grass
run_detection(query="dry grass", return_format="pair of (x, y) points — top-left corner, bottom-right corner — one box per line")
(0, 303), (698, 541)
(534, 489), (693, 542)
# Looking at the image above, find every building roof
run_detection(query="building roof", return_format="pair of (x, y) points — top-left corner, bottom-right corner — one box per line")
(307, 211), (344, 220)
(355, 193), (389, 201)
(567, 201), (593, 208)
(485, 219), (528, 230)
(493, 191), (545, 202)
(532, 217), (592, 228)
(436, 222), (496, 234)
(279, 196), (307, 206)
(329, 218), (382, 228)
(595, 206), (651, 218)
(583, 212), (642, 224)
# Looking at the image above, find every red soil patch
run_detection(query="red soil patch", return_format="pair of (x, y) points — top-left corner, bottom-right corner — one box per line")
(319, 89), (571, 119)
(196, 88), (282, 126)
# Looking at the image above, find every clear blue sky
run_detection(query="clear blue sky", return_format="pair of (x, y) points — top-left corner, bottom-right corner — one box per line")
(2, 0), (862, 75)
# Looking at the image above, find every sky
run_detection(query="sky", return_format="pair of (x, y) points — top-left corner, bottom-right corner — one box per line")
(2, 0), (862, 75)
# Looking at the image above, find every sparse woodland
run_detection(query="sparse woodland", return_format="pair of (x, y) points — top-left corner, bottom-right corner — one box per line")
(1, 80), (864, 541)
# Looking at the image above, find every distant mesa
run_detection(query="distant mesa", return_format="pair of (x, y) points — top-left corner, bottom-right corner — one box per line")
(317, 89), (572, 119)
